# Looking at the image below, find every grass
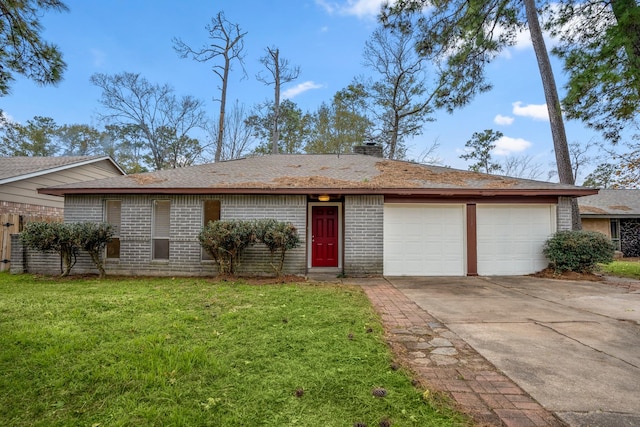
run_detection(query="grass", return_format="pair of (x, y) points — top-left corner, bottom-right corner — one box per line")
(601, 260), (640, 279)
(0, 273), (468, 427)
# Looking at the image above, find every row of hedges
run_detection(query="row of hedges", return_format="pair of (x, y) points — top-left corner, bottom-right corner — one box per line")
(199, 219), (300, 276)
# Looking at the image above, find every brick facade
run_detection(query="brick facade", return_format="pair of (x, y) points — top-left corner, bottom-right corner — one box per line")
(0, 200), (63, 218)
(11, 193), (565, 278)
(13, 194), (309, 276)
(344, 195), (384, 275)
(557, 197), (573, 231)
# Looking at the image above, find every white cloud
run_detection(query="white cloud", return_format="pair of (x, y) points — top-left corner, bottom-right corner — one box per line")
(282, 81), (324, 99)
(494, 114), (514, 125)
(316, 0), (386, 19)
(512, 101), (548, 121)
(493, 136), (532, 156)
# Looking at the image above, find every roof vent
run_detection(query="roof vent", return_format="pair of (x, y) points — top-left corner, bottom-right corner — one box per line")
(353, 143), (383, 158)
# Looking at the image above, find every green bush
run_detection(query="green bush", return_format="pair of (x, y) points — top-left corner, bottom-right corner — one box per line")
(21, 222), (78, 277)
(255, 219), (301, 276)
(199, 220), (257, 275)
(72, 222), (114, 278)
(543, 230), (615, 273)
(20, 222), (113, 277)
(199, 219), (300, 276)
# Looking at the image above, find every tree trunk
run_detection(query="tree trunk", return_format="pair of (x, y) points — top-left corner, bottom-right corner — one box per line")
(215, 54), (230, 162)
(272, 49), (281, 155)
(523, 0), (581, 230)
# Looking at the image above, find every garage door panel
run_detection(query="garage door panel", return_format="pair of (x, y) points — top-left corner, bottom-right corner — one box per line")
(477, 205), (555, 275)
(384, 204), (465, 276)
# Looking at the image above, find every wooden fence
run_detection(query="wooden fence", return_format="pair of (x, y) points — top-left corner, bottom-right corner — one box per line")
(0, 214), (62, 272)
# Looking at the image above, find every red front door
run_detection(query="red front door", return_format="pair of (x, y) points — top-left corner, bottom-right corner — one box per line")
(312, 205), (339, 267)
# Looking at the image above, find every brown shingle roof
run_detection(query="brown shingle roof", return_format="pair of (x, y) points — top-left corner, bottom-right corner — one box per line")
(38, 154), (595, 197)
(578, 189), (640, 216)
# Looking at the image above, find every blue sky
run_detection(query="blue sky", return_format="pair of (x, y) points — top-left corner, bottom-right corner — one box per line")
(2, 0), (604, 181)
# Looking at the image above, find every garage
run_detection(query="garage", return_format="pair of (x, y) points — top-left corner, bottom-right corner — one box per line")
(476, 204), (556, 275)
(384, 204), (465, 276)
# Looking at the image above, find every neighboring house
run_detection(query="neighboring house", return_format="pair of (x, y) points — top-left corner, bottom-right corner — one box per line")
(579, 189), (640, 257)
(1, 156), (125, 272)
(0, 156), (125, 218)
(26, 151), (595, 277)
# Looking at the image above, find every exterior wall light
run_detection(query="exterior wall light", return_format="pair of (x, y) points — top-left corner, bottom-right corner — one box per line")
(318, 194), (330, 202)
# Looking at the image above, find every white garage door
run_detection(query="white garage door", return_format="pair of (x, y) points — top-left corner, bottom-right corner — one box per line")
(477, 205), (556, 275)
(384, 204), (465, 276)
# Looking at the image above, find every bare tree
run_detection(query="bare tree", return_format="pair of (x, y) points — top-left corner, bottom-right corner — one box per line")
(548, 140), (595, 184)
(256, 47), (301, 154)
(91, 72), (206, 171)
(501, 155), (544, 180)
(206, 100), (254, 161)
(414, 139), (444, 165)
(173, 11), (247, 162)
(362, 26), (439, 159)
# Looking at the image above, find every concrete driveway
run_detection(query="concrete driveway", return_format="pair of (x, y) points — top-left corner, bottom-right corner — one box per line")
(388, 276), (640, 426)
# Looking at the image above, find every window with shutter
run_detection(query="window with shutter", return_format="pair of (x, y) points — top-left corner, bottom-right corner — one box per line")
(202, 200), (221, 260)
(153, 200), (170, 260)
(105, 200), (121, 258)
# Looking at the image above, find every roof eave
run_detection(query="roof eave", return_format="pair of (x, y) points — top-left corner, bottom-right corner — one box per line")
(38, 187), (598, 197)
(0, 156), (125, 185)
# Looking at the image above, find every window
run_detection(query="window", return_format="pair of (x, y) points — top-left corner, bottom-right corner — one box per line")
(105, 200), (121, 259)
(153, 200), (171, 260)
(202, 200), (221, 260)
(610, 219), (621, 251)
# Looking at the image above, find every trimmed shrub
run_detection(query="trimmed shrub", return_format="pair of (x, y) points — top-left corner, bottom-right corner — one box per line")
(20, 222), (79, 277)
(198, 220), (257, 275)
(199, 219), (301, 277)
(255, 219), (301, 276)
(543, 230), (615, 273)
(72, 222), (114, 278)
(20, 221), (114, 277)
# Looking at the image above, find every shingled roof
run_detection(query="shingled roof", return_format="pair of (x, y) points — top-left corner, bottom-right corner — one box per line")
(0, 156), (124, 184)
(38, 154), (596, 197)
(578, 189), (640, 216)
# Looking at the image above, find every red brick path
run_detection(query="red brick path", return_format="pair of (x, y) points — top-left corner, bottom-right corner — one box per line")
(359, 280), (565, 427)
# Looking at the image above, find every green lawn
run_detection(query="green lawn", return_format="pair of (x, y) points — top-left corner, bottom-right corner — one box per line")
(0, 273), (467, 427)
(601, 260), (640, 280)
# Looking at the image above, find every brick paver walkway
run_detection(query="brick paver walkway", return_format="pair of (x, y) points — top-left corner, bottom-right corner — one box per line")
(357, 279), (565, 427)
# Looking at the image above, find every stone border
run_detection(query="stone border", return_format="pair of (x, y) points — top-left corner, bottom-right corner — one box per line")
(357, 279), (565, 427)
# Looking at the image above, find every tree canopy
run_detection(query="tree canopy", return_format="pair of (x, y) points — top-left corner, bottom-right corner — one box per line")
(0, 0), (68, 95)
(91, 72), (207, 170)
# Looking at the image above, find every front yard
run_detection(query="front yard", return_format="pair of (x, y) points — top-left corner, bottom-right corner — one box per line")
(0, 273), (467, 427)
(601, 259), (640, 279)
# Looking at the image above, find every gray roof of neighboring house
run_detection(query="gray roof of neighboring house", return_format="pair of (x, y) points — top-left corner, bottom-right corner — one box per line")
(578, 189), (640, 216)
(0, 156), (124, 185)
(38, 154), (596, 197)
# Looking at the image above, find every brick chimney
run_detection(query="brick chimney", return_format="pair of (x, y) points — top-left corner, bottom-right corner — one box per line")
(353, 142), (383, 158)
